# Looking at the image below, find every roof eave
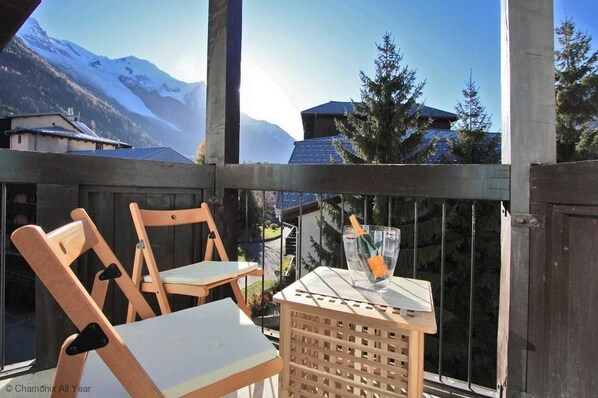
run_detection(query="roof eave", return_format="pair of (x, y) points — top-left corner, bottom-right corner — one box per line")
(0, 0), (41, 52)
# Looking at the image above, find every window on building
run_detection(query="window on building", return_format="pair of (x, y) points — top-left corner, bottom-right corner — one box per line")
(95, 143), (103, 150)
(17, 135), (21, 144)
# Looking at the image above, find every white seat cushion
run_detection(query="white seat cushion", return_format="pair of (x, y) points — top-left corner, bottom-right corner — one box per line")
(143, 261), (259, 285)
(79, 298), (278, 397)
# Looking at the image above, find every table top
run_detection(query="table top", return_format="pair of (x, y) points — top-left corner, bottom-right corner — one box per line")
(274, 267), (437, 334)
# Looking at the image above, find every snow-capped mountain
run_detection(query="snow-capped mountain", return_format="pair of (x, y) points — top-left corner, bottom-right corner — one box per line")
(12, 18), (294, 162)
(17, 18), (201, 127)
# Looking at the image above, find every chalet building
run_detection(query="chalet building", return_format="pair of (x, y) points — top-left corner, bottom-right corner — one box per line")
(0, 112), (128, 152)
(1, 112), (193, 164)
(279, 100), (465, 220)
(280, 101), (498, 277)
(301, 101), (457, 140)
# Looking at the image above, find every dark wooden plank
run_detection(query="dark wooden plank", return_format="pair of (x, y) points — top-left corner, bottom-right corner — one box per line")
(221, 164), (510, 201)
(173, 194), (199, 311)
(209, 192), (237, 304)
(498, 0), (556, 395)
(528, 205), (598, 397)
(84, 192), (116, 321)
(526, 202), (550, 398)
(112, 192), (147, 324)
(565, 214), (597, 395)
(547, 209), (568, 397)
(0, 149), (214, 189)
(145, 194), (176, 311)
(206, 0), (242, 304)
(206, 0), (242, 166)
(34, 184), (78, 370)
(531, 160), (598, 205)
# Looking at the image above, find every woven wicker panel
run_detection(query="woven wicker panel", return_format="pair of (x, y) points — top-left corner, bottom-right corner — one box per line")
(288, 308), (410, 397)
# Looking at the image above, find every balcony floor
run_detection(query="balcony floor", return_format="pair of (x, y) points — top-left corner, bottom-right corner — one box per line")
(0, 366), (496, 397)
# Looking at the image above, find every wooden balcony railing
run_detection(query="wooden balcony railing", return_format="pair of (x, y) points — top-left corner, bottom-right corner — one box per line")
(0, 149), (509, 395)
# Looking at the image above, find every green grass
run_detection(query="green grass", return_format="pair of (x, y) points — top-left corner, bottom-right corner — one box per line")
(259, 224), (282, 240)
(242, 279), (276, 299)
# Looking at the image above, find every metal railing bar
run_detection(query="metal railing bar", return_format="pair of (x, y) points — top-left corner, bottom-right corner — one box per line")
(298, 193), (303, 280)
(261, 190), (266, 333)
(319, 194), (323, 268)
(244, 189), (248, 303)
(438, 201), (446, 379)
(279, 191), (284, 286)
(1, 183), (6, 370)
(388, 197), (392, 227)
(340, 194), (345, 269)
(364, 196), (368, 224)
(413, 200), (418, 278)
(467, 201), (477, 387)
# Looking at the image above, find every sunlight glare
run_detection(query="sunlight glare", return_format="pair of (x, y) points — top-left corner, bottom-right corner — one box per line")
(241, 62), (302, 141)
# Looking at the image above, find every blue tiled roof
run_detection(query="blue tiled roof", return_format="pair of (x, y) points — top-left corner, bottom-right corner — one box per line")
(301, 101), (457, 120)
(72, 120), (100, 138)
(288, 135), (354, 164)
(278, 130), (500, 211)
(68, 147), (194, 164)
(278, 136), (355, 211)
(302, 101), (356, 115)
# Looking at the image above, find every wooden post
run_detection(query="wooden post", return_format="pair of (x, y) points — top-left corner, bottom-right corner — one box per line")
(34, 184), (79, 370)
(205, 0), (241, 258)
(498, 0), (556, 395)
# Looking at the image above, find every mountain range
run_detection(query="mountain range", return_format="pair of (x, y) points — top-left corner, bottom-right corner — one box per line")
(0, 18), (295, 163)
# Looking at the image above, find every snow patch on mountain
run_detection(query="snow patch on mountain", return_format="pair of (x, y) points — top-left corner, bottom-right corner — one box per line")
(14, 18), (295, 163)
(16, 18), (201, 126)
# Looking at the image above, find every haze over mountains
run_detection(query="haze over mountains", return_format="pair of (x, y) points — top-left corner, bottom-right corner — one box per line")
(0, 18), (294, 163)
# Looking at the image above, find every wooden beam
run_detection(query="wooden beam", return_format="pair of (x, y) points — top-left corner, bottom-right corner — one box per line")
(205, 0), (242, 260)
(34, 184), (79, 370)
(221, 163), (510, 201)
(205, 0), (242, 167)
(0, 0), (40, 52)
(531, 160), (598, 205)
(498, 0), (556, 396)
(0, 149), (214, 189)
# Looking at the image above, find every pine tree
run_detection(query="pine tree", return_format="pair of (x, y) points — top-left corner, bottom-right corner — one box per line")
(442, 75), (500, 386)
(305, 33), (438, 275)
(448, 72), (499, 164)
(334, 33), (435, 165)
(555, 17), (598, 161)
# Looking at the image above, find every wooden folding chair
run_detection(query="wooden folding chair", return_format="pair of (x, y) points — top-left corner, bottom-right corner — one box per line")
(11, 209), (282, 398)
(127, 202), (262, 321)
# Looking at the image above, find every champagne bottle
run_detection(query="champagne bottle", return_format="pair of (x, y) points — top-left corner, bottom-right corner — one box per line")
(348, 215), (389, 283)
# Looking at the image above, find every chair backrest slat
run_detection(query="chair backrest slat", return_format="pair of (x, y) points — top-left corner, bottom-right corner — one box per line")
(46, 221), (97, 267)
(137, 207), (211, 227)
(130, 202), (229, 261)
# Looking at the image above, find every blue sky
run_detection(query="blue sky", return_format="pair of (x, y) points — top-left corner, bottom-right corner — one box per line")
(29, 1), (598, 141)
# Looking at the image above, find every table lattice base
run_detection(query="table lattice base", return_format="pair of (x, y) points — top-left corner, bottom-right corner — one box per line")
(287, 308), (411, 397)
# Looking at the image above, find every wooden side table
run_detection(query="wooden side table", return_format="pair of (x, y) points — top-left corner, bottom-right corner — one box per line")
(274, 267), (436, 398)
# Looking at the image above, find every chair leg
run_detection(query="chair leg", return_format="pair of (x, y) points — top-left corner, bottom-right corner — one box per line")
(51, 334), (87, 398)
(230, 281), (252, 318)
(197, 295), (206, 306)
(126, 246), (144, 323)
